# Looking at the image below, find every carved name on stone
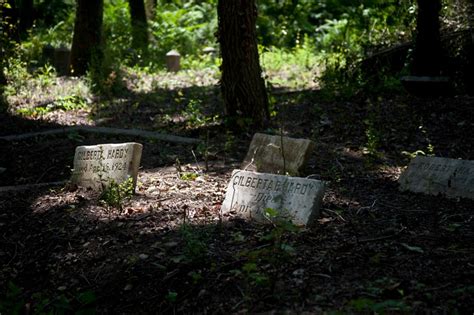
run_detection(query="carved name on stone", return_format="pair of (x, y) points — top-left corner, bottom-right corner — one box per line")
(71, 142), (143, 191)
(221, 170), (326, 226)
(398, 156), (474, 200)
(242, 133), (315, 176)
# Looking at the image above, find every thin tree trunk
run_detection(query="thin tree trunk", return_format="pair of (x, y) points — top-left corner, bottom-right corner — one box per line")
(217, 0), (269, 128)
(412, 0), (442, 76)
(128, 0), (149, 56)
(70, 0), (104, 76)
(18, 0), (33, 37)
(145, 0), (156, 21)
(466, 0), (474, 94)
(2, 0), (19, 42)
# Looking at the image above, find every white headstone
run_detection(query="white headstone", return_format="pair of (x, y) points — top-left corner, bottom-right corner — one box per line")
(242, 133), (315, 176)
(71, 142), (143, 191)
(398, 156), (474, 200)
(221, 170), (326, 226)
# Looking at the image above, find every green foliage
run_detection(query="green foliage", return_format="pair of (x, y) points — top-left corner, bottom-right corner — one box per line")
(0, 282), (24, 315)
(179, 224), (211, 265)
(349, 298), (409, 314)
(179, 172), (199, 181)
(150, 0), (217, 64)
(315, 0), (415, 97)
(363, 120), (381, 159)
(17, 95), (87, 117)
(260, 37), (319, 90)
(258, 0), (318, 47)
(181, 99), (219, 129)
(233, 209), (300, 293)
(0, 282), (96, 315)
(21, 17), (75, 66)
(99, 177), (135, 209)
(103, 0), (133, 65)
(3, 56), (31, 95)
(165, 291), (178, 303)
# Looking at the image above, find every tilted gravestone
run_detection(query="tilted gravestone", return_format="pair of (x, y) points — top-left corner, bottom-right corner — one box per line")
(221, 170), (326, 226)
(398, 156), (474, 200)
(241, 133), (315, 176)
(71, 143), (143, 191)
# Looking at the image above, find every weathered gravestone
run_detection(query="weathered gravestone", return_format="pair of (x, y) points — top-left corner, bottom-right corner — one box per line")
(398, 156), (474, 200)
(242, 133), (315, 176)
(166, 50), (181, 72)
(71, 143), (143, 191)
(221, 170), (326, 226)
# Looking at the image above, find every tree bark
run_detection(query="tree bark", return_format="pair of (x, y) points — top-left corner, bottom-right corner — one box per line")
(412, 0), (442, 76)
(18, 0), (33, 37)
(145, 0), (156, 21)
(217, 0), (269, 128)
(70, 0), (104, 76)
(1, 0), (17, 111)
(128, 0), (149, 56)
(466, 0), (474, 94)
(1, 0), (19, 42)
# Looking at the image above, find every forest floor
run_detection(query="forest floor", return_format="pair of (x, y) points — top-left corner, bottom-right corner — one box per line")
(0, 69), (473, 314)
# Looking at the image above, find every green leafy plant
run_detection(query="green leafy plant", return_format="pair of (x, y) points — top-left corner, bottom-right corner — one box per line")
(179, 224), (211, 265)
(182, 99), (218, 129)
(99, 177), (135, 210)
(165, 291), (178, 303)
(0, 282), (24, 315)
(349, 297), (409, 314)
(179, 172), (199, 181)
(16, 95), (88, 117)
(150, 1), (217, 65)
(232, 208), (299, 294)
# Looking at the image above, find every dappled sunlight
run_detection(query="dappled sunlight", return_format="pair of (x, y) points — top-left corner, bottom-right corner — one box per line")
(124, 67), (220, 93)
(1, 0), (473, 311)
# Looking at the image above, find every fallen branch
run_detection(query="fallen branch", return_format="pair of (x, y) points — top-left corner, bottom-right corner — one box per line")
(0, 181), (67, 193)
(358, 227), (406, 243)
(0, 126), (201, 144)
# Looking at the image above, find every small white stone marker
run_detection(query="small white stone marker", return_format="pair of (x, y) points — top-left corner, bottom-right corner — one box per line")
(242, 133), (315, 176)
(71, 142), (143, 191)
(166, 50), (180, 72)
(221, 170), (326, 226)
(398, 156), (474, 200)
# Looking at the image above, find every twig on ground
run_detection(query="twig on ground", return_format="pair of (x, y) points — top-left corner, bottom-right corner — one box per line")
(358, 227), (407, 243)
(0, 126), (201, 144)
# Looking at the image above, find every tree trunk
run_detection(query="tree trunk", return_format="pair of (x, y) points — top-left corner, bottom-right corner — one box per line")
(2, 0), (19, 42)
(18, 0), (33, 37)
(412, 0), (442, 76)
(1, 0), (17, 111)
(70, 0), (103, 76)
(128, 0), (149, 56)
(466, 0), (474, 94)
(217, 0), (269, 128)
(145, 0), (156, 21)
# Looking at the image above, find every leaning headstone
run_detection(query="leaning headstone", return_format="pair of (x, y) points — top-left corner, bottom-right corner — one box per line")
(202, 46), (217, 57)
(242, 133), (315, 176)
(166, 50), (180, 72)
(221, 170), (325, 226)
(54, 46), (71, 76)
(42, 44), (55, 65)
(400, 76), (453, 96)
(71, 142), (143, 191)
(398, 156), (474, 200)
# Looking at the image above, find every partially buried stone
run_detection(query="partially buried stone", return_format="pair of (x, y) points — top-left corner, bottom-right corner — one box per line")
(71, 142), (143, 191)
(398, 156), (474, 200)
(221, 170), (326, 226)
(242, 133), (315, 176)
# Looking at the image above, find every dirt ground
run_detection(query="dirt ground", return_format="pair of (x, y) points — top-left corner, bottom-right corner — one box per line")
(0, 86), (473, 313)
